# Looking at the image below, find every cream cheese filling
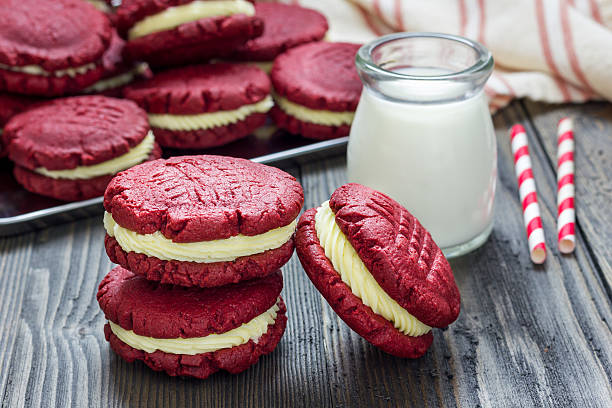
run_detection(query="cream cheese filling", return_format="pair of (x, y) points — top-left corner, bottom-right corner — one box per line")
(128, 0), (255, 40)
(249, 61), (273, 73)
(314, 201), (431, 337)
(83, 63), (149, 93)
(35, 131), (155, 180)
(109, 299), (280, 355)
(0, 62), (97, 78)
(148, 95), (273, 131)
(274, 95), (355, 126)
(85, 0), (111, 13)
(104, 213), (297, 263)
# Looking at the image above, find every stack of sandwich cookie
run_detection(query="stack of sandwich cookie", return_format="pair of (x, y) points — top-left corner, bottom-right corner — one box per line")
(99, 154), (302, 378)
(0, 0), (112, 96)
(2, 96), (161, 201)
(230, 2), (328, 73)
(270, 42), (362, 140)
(116, 0), (264, 67)
(104, 155), (303, 287)
(82, 30), (152, 97)
(123, 63), (272, 149)
(98, 267), (287, 379)
(295, 183), (460, 358)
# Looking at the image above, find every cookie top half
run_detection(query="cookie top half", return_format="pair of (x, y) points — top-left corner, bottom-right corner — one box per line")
(233, 2), (328, 61)
(123, 63), (270, 114)
(98, 266), (283, 338)
(103, 155), (304, 242)
(271, 42), (362, 112)
(3, 96), (150, 171)
(0, 0), (112, 71)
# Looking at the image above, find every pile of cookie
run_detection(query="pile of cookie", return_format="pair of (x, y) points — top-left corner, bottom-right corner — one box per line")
(95, 154), (460, 378)
(97, 155), (304, 378)
(0, 0), (362, 202)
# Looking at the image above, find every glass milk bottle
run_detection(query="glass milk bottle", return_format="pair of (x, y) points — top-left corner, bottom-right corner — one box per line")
(347, 33), (497, 258)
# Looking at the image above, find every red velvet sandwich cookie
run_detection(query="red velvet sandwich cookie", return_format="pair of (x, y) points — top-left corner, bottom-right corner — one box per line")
(98, 266), (287, 379)
(270, 42), (361, 140)
(116, 0), (263, 67)
(82, 30), (152, 97)
(295, 183), (461, 358)
(0, 93), (39, 157)
(103, 155), (303, 287)
(230, 2), (328, 72)
(0, 0), (112, 96)
(123, 63), (272, 149)
(3, 96), (161, 201)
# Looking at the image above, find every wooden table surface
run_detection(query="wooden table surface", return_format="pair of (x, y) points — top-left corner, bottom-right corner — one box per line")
(0, 100), (611, 408)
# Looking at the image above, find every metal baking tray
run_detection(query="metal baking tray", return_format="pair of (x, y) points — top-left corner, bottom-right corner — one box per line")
(0, 131), (348, 236)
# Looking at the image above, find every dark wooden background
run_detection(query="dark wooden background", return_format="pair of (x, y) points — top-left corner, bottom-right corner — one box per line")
(1, 100), (611, 407)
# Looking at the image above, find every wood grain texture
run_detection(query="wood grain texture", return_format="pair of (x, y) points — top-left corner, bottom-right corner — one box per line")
(0, 101), (611, 408)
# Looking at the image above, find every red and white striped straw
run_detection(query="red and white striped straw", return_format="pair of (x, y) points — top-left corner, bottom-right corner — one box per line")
(557, 117), (576, 254)
(510, 124), (547, 264)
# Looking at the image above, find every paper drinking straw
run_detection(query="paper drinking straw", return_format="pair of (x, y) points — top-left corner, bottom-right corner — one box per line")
(556, 117), (576, 254)
(510, 124), (547, 264)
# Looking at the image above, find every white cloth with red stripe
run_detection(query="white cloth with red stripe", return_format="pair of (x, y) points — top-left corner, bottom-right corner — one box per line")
(275, 0), (612, 111)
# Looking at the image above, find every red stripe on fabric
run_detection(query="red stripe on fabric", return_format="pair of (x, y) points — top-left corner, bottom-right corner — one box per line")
(355, 4), (384, 36)
(558, 173), (574, 189)
(560, 2), (595, 94)
(514, 145), (530, 163)
(588, 0), (604, 23)
(523, 191), (539, 211)
(558, 197), (575, 214)
(558, 130), (574, 144)
(394, 0), (405, 30)
(484, 84), (496, 97)
(372, 0), (383, 20)
(558, 223), (575, 239)
(527, 217), (543, 237)
(533, 242), (546, 251)
(496, 73), (517, 96)
(558, 151), (574, 166)
(518, 168), (534, 186)
(511, 124), (526, 139)
(459, 0), (468, 36)
(534, 0), (572, 101)
(477, 0), (486, 43)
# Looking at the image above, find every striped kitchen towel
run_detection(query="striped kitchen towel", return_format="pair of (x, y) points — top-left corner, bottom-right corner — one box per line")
(274, 0), (612, 112)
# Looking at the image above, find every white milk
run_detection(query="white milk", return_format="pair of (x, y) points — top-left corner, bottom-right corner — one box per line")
(347, 83), (497, 250)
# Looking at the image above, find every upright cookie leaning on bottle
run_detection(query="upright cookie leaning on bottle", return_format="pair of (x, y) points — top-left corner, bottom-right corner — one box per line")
(295, 183), (461, 358)
(103, 155), (304, 288)
(0, 0), (112, 96)
(116, 0), (264, 67)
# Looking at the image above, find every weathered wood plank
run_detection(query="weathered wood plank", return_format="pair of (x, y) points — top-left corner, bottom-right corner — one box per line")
(0, 103), (611, 408)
